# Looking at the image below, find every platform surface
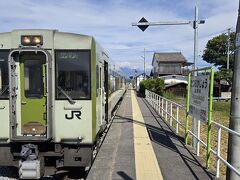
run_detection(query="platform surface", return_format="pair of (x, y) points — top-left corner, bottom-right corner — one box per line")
(87, 89), (214, 180)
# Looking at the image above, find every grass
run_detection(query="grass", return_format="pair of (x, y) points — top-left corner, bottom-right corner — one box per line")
(161, 93), (231, 178)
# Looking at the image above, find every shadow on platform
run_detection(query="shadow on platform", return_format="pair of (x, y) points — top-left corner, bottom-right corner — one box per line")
(113, 96), (214, 180)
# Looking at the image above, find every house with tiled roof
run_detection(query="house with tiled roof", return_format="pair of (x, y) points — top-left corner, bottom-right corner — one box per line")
(152, 52), (193, 97)
(152, 52), (193, 77)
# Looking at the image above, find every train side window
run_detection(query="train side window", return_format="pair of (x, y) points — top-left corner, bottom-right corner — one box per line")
(0, 50), (9, 99)
(56, 50), (91, 100)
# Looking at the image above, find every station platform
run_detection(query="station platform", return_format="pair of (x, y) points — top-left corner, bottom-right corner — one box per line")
(87, 89), (214, 180)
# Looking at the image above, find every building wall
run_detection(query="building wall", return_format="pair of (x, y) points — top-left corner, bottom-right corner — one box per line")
(153, 62), (185, 77)
(158, 63), (182, 75)
(165, 84), (187, 97)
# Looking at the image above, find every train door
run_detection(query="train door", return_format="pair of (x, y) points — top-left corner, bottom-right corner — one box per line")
(97, 61), (106, 129)
(9, 50), (52, 140)
(20, 53), (46, 135)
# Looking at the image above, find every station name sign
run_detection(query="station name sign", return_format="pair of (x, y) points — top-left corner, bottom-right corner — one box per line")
(189, 75), (209, 122)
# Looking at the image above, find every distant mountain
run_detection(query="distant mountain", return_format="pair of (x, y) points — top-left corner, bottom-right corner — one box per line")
(120, 67), (140, 79)
(120, 67), (151, 79)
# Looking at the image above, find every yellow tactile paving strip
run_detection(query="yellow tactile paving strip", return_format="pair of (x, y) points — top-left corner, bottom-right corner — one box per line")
(131, 90), (163, 180)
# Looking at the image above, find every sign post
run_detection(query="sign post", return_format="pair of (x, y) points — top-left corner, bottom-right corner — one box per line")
(185, 67), (214, 168)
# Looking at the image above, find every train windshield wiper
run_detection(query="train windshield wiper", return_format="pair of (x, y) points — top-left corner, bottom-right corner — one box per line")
(57, 86), (75, 104)
(0, 85), (9, 96)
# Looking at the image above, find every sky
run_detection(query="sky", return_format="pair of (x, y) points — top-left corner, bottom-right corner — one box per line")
(0, 0), (238, 74)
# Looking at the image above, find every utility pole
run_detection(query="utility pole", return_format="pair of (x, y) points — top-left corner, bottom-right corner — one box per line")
(227, 2), (240, 179)
(227, 28), (231, 69)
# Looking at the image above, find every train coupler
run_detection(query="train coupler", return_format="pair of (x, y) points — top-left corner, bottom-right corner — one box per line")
(19, 144), (41, 179)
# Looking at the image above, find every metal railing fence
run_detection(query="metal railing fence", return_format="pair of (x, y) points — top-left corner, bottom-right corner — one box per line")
(145, 90), (185, 135)
(145, 89), (240, 178)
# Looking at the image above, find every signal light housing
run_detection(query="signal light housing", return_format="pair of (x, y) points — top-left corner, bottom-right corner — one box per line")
(21, 35), (43, 46)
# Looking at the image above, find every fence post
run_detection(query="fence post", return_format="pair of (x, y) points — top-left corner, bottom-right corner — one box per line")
(154, 94), (158, 110)
(165, 101), (168, 121)
(152, 93), (154, 109)
(149, 91), (151, 104)
(170, 103), (173, 126)
(206, 67), (214, 168)
(158, 96), (160, 114)
(154, 93), (156, 109)
(197, 119), (201, 156)
(151, 92), (153, 106)
(156, 94), (157, 109)
(153, 93), (155, 108)
(216, 127), (221, 178)
(176, 106), (179, 134)
(161, 98), (164, 117)
(185, 73), (191, 145)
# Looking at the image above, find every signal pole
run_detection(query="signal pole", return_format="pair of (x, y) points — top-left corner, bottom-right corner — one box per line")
(227, 2), (240, 179)
(192, 6), (199, 150)
(193, 6), (199, 70)
(141, 48), (146, 80)
(133, 6), (204, 150)
(144, 48), (146, 79)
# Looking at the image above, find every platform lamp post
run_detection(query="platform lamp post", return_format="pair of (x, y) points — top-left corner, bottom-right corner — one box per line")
(132, 6), (205, 150)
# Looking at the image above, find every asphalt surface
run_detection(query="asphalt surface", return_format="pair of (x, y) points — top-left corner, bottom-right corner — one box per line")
(87, 90), (215, 180)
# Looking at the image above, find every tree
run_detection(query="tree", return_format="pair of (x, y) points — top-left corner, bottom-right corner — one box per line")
(202, 32), (235, 92)
(202, 32), (235, 69)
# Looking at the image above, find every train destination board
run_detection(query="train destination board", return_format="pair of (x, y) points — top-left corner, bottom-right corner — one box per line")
(189, 75), (210, 122)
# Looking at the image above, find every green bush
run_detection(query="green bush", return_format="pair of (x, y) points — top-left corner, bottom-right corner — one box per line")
(139, 78), (165, 96)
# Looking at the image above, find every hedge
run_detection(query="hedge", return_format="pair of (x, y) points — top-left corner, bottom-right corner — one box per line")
(139, 78), (165, 96)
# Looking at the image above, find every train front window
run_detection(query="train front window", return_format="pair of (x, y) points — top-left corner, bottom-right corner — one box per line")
(56, 50), (91, 100)
(0, 50), (9, 99)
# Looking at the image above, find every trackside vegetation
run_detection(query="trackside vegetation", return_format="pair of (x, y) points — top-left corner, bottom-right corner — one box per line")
(139, 78), (165, 96)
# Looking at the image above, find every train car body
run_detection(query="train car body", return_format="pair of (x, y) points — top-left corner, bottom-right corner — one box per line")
(0, 29), (125, 179)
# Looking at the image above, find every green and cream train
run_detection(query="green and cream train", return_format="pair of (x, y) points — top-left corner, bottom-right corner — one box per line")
(0, 29), (126, 179)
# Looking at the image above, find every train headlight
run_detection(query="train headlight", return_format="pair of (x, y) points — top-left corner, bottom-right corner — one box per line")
(21, 35), (43, 46)
(22, 36), (31, 45)
(33, 36), (42, 44)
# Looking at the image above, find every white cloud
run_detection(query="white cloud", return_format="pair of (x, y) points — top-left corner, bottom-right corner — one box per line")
(0, 0), (238, 71)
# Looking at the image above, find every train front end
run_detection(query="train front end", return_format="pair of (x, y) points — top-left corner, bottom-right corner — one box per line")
(0, 29), (96, 179)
